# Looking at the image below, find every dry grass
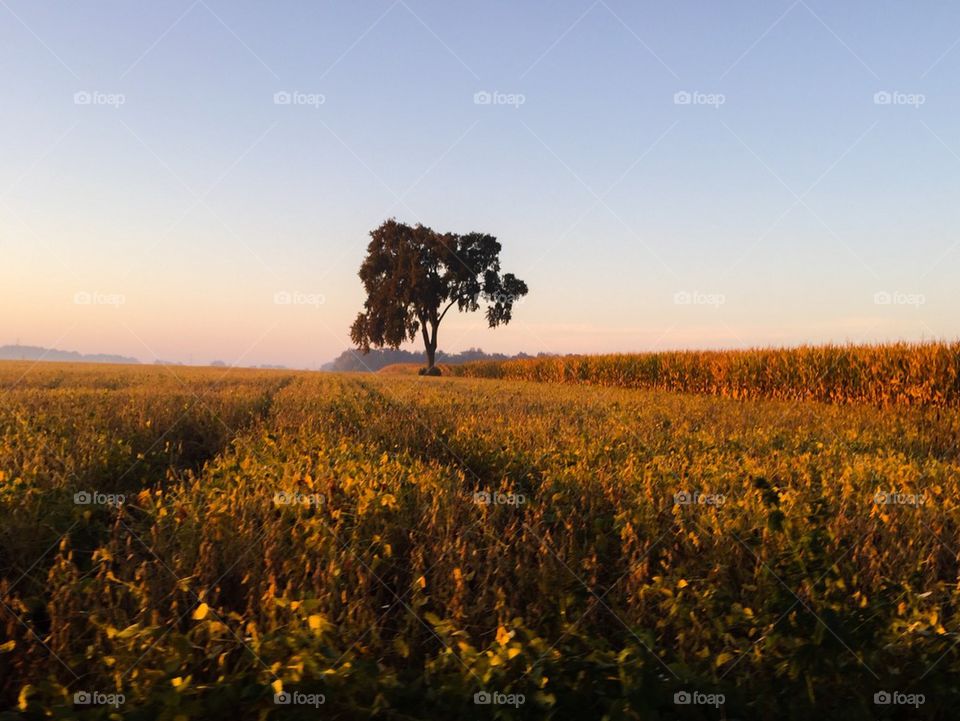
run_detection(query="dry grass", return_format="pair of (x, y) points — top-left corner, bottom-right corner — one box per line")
(378, 362), (454, 375)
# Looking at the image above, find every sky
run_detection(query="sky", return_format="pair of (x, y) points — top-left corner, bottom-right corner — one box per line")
(1, 0), (959, 368)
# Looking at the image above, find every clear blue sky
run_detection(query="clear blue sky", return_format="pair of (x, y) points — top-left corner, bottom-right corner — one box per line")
(2, 1), (958, 367)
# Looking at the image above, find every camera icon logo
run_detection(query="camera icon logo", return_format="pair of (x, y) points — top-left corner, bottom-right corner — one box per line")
(473, 490), (491, 505)
(874, 690), (892, 705)
(674, 690), (692, 705)
(74, 491), (92, 505)
(674, 91), (692, 105)
(673, 491), (692, 505)
(274, 691), (292, 704)
(473, 91), (492, 105)
(73, 91), (92, 105)
(273, 91), (292, 105)
(873, 91), (892, 105)
(474, 690), (492, 704)
(74, 691), (92, 704)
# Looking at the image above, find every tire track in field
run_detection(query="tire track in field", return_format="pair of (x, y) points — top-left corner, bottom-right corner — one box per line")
(346, 376), (641, 634)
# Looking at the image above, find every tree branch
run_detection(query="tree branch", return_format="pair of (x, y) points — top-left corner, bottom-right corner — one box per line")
(437, 298), (459, 325)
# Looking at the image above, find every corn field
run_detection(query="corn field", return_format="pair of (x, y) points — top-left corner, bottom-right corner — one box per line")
(452, 341), (960, 407)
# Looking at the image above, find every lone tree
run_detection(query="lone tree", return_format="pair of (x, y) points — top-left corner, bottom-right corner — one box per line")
(350, 219), (528, 374)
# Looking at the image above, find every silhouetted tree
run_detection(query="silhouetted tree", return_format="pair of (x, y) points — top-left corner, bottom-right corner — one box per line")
(350, 219), (528, 374)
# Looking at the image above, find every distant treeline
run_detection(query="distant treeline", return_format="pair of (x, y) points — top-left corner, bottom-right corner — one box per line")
(0, 344), (139, 364)
(323, 347), (547, 372)
(450, 341), (960, 407)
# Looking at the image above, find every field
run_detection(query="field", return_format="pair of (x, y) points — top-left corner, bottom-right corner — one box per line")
(453, 342), (960, 407)
(1, 355), (959, 719)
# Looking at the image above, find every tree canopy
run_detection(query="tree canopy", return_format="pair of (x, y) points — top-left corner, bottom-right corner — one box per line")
(350, 219), (528, 372)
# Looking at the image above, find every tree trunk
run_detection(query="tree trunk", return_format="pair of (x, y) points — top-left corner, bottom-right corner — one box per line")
(419, 318), (440, 375)
(427, 320), (440, 369)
